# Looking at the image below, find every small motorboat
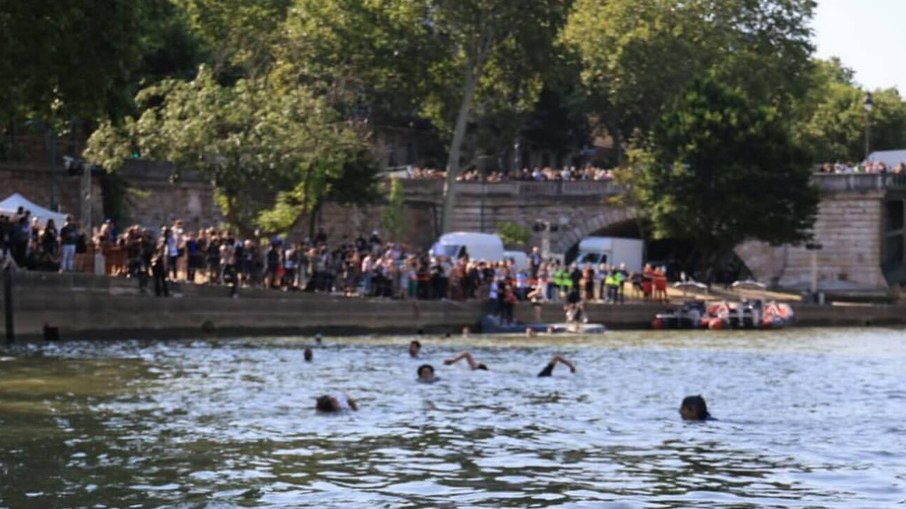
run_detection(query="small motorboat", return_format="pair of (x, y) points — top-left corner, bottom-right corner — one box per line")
(479, 314), (606, 334)
(652, 300), (795, 330)
(651, 300), (706, 329)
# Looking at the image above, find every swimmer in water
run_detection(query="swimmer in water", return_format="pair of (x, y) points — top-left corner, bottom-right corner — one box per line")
(408, 340), (422, 358)
(443, 351), (488, 370)
(417, 363), (438, 383)
(315, 393), (358, 412)
(304, 348), (313, 362)
(679, 395), (712, 421)
(537, 354), (576, 377)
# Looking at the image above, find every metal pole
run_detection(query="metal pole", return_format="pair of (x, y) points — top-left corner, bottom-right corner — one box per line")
(810, 249), (817, 296)
(865, 112), (871, 161)
(3, 264), (13, 342)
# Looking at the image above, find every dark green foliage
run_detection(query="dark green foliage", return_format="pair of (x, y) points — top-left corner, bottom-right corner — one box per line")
(641, 78), (819, 259)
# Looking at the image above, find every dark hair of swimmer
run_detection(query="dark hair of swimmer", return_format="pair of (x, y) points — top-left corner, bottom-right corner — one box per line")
(417, 364), (435, 380)
(476, 363), (488, 370)
(315, 395), (338, 412)
(679, 395), (711, 420)
(304, 348), (313, 362)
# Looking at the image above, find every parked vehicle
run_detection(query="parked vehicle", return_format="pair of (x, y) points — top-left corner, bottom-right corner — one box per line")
(503, 250), (529, 271)
(433, 232), (505, 263)
(575, 237), (643, 272)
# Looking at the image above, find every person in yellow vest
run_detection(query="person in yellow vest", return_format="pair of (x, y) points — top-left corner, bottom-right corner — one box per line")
(605, 271), (619, 303)
(553, 265), (571, 302)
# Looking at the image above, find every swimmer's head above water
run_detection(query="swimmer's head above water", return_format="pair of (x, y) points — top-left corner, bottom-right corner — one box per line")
(315, 393), (358, 412)
(679, 395), (711, 421)
(417, 364), (437, 382)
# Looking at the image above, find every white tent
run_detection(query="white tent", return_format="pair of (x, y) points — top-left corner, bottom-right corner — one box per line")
(0, 193), (68, 227)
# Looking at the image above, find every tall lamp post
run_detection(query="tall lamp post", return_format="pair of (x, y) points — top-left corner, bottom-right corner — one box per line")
(863, 92), (874, 162)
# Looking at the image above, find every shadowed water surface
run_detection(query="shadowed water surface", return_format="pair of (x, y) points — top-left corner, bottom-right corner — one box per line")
(1, 328), (905, 508)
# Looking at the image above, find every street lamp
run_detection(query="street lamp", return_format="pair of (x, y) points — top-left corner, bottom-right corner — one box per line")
(863, 92), (874, 161)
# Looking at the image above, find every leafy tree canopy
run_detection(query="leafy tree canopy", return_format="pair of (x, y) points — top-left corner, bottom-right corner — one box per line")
(85, 66), (378, 235)
(0, 0), (205, 137)
(563, 0), (816, 149)
(636, 77), (819, 268)
(796, 59), (906, 163)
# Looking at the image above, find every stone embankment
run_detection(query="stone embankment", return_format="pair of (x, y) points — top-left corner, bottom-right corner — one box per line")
(2, 272), (904, 341)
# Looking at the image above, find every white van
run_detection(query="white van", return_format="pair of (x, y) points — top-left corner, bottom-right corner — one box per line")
(433, 232), (505, 263)
(503, 250), (529, 272)
(576, 237), (643, 272)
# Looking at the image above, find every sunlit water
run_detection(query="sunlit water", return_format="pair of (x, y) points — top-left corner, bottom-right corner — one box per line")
(1, 328), (905, 508)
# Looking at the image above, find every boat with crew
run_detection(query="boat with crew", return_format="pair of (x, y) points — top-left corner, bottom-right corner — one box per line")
(652, 299), (795, 330)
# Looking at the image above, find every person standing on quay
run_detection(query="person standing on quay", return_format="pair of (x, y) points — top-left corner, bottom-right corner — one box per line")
(59, 215), (79, 272)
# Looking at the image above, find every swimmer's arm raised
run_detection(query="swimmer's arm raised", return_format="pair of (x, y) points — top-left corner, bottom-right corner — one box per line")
(444, 352), (479, 370)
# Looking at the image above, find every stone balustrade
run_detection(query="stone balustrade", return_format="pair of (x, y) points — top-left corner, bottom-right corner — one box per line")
(399, 173), (905, 201)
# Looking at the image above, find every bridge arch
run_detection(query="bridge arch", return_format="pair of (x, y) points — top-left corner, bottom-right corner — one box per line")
(551, 207), (639, 254)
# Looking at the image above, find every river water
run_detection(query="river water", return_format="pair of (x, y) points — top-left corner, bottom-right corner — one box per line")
(1, 328), (904, 508)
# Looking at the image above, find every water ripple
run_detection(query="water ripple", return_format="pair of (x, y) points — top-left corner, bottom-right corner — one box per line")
(0, 328), (904, 507)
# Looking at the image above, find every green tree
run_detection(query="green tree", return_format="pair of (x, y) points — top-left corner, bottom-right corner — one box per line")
(281, 0), (570, 231)
(563, 0), (815, 157)
(174, 0), (292, 79)
(0, 1), (211, 124)
(497, 221), (531, 250)
(428, 0), (570, 232)
(638, 77), (818, 276)
(797, 60), (906, 163)
(85, 66), (378, 235)
(281, 0), (435, 125)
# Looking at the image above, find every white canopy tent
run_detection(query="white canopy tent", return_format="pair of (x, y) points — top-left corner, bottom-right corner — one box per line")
(0, 193), (68, 227)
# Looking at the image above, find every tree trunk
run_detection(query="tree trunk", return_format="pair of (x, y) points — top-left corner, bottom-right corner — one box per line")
(441, 62), (481, 234)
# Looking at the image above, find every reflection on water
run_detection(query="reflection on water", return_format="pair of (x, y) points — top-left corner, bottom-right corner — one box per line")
(1, 329), (905, 508)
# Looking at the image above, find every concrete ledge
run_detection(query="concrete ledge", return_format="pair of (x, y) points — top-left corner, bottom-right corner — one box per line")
(4, 272), (906, 340)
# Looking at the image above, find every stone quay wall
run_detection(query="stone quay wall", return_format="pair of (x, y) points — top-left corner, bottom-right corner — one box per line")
(3, 272), (906, 341)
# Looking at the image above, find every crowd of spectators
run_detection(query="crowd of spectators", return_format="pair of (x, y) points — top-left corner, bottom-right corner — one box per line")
(396, 165), (615, 182)
(3, 210), (668, 312)
(407, 161), (906, 180)
(817, 160), (906, 174)
(0, 208), (86, 272)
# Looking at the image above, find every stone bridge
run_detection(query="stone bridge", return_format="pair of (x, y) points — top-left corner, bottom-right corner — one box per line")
(400, 179), (633, 254)
(400, 174), (906, 295)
